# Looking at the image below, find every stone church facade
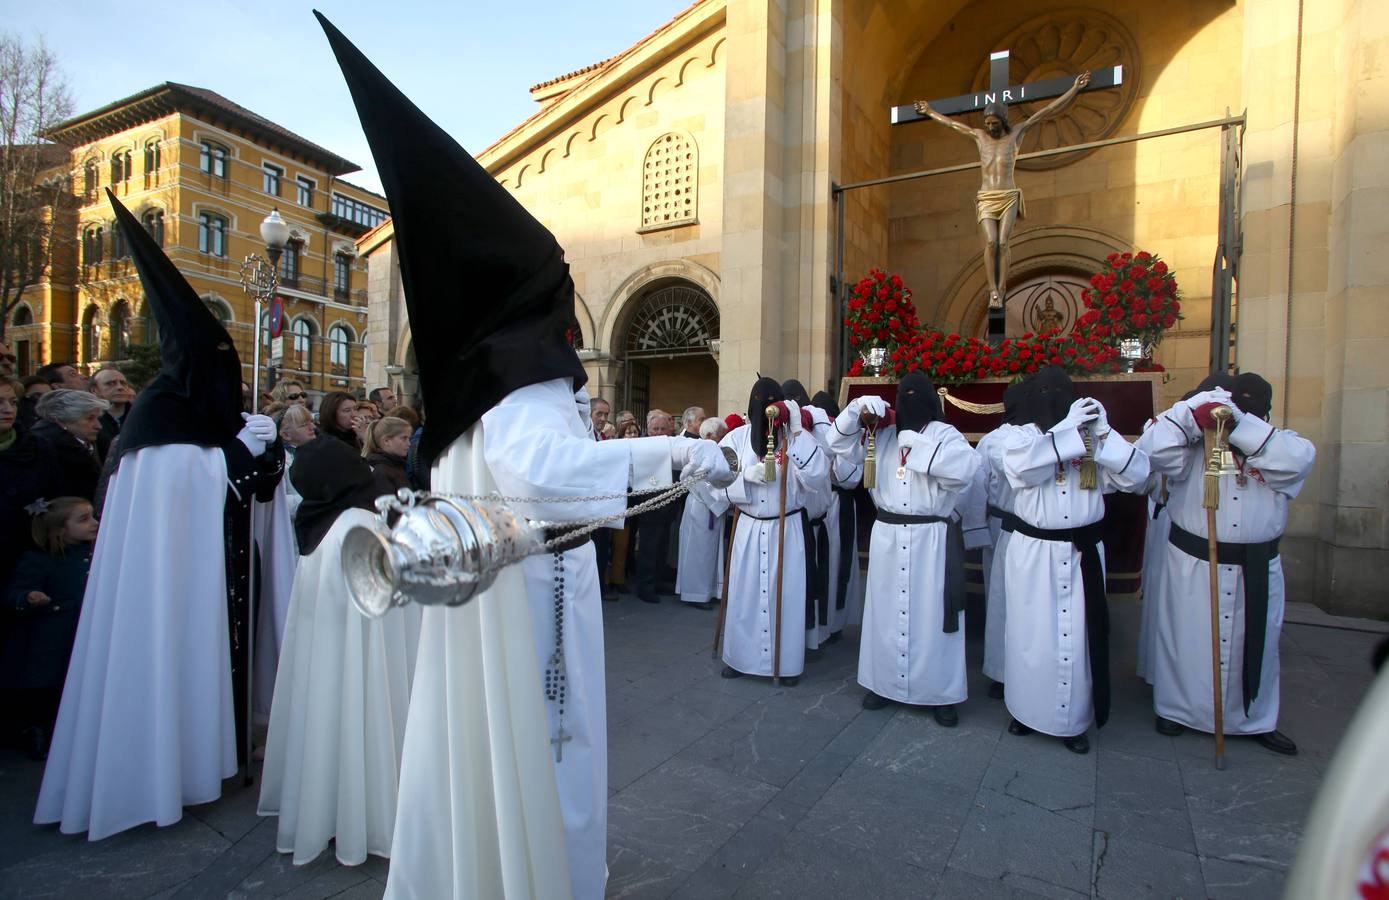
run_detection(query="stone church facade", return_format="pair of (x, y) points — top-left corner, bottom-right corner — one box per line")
(361, 0), (1388, 616)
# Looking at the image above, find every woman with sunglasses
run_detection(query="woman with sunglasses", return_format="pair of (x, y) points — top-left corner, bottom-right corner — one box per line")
(272, 380), (311, 408)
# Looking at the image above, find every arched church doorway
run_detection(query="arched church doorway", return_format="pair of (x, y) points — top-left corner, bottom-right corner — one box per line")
(617, 279), (719, 423)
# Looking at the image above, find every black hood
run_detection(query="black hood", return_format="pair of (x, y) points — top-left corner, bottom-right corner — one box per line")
(1002, 380), (1028, 426)
(107, 190), (243, 458)
(896, 372), (944, 433)
(781, 379), (811, 407)
(810, 390), (839, 418)
(747, 377), (784, 448)
(1181, 372), (1236, 402)
(1019, 365), (1075, 432)
(1232, 372), (1273, 420)
(290, 434), (381, 555)
(316, 12), (587, 471)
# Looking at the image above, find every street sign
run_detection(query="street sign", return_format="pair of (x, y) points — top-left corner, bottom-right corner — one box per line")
(270, 335), (285, 365)
(269, 295), (285, 339)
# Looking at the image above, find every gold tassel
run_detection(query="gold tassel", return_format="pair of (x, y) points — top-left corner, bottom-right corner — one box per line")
(763, 405), (778, 482)
(1203, 405), (1234, 510)
(863, 427), (877, 490)
(1079, 427), (1099, 490)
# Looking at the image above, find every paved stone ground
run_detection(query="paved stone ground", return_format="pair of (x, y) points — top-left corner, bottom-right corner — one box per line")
(0, 594), (1381, 899)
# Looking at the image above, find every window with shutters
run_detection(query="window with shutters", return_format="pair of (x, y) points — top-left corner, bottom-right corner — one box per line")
(640, 132), (698, 231)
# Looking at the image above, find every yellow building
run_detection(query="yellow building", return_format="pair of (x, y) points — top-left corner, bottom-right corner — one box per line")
(362, 0), (1388, 617)
(10, 82), (386, 400)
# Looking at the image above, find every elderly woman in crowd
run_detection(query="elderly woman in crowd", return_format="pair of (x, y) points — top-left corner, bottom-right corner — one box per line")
(318, 391), (362, 450)
(31, 389), (109, 501)
(0, 377), (62, 586)
(275, 404), (318, 523)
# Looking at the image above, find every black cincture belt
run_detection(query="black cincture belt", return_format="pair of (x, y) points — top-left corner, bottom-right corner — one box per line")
(1167, 523), (1281, 713)
(807, 514), (829, 630)
(986, 504), (1021, 533)
(742, 508), (806, 521)
(872, 510), (966, 634)
(544, 525), (594, 554)
(1008, 517), (1111, 728)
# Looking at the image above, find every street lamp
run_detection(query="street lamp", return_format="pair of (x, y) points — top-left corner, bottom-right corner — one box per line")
(239, 208), (291, 409)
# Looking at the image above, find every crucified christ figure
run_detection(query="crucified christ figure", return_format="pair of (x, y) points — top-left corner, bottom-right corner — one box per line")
(914, 71), (1090, 309)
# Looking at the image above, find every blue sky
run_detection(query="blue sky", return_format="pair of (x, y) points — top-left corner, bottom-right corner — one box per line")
(10, 0), (695, 193)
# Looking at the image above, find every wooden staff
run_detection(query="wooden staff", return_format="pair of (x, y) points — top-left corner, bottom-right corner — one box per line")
(712, 507), (741, 659)
(771, 410), (789, 686)
(1203, 405), (1234, 770)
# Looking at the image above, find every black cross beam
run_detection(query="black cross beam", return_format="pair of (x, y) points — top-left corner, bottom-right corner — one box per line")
(890, 50), (1124, 126)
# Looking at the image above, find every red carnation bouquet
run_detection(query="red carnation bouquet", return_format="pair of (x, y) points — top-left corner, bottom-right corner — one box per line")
(1075, 251), (1182, 354)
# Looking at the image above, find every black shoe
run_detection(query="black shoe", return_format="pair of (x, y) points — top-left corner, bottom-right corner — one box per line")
(826, 631), (843, 644)
(1254, 730), (1298, 756)
(639, 594), (661, 604)
(1007, 718), (1033, 737)
(21, 726), (48, 761)
(720, 666), (743, 679)
(933, 704), (959, 728)
(687, 600), (716, 610)
(862, 692), (890, 710)
(987, 681), (1005, 700)
(779, 676), (799, 687)
(602, 589), (618, 603)
(1063, 734), (1090, 755)
(1155, 716), (1184, 736)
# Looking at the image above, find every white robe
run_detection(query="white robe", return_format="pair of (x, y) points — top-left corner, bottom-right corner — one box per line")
(1134, 418), (1168, 685)
(676, 480), (729, 605)
(717, 423), (828, 678)
(1139, 406), (1315, 735)
(974, 425), (1018, 683)
(385, 378), (675, 900)
(35, 444), (291, 839)
(1001, 424), (1149, 736)
(253, 484), (298, 722)
(828, 414), (980, 704)
(257, 508), (422, 866)
(803, 409), (863, 647)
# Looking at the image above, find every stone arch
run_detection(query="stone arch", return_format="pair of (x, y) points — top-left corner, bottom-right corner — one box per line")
(937, 225), (1130, 337)
(514, 164), (531, 188)
(588, 114), (610, 142)
(563, 130), (582, 158)
(538, 147), (556, 173)
(599, 258), (721, 352)
(676, 56), (701, 86)
(708, 35), (725, 67)
(645, 77), (668, 107)
(617, 96), (639, 123)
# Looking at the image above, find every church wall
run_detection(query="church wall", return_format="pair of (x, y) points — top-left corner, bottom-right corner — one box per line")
(486, 25), (728, 411)
(884, 0), (1241, 412)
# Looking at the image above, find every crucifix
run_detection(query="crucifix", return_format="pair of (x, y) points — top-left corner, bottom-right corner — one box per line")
(891, 51), (1124, 332)
(551, 723), (573, 762)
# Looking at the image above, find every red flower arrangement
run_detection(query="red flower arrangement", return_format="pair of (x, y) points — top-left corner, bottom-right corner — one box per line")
(843, 253), (1180, 384)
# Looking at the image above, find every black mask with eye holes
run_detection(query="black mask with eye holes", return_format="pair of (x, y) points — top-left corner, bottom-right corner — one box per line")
(1018, 365), (1076, 432)
(1232, 372), (1273, 421)
(781, 379), (811, 408)
(895, 372), (944, 433)
(1002, 380), (1028, 425)
(747, 377), (785, 448)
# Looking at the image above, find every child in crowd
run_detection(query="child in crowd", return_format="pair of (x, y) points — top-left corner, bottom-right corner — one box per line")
(3, 497), (99, 759)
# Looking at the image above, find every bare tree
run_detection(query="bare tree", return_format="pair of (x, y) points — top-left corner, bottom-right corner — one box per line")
(0, 32), (74, 341)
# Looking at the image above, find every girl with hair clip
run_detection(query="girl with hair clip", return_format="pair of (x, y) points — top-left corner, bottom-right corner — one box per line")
(3, 497), (99, 759)
(361, 416), (412, 498)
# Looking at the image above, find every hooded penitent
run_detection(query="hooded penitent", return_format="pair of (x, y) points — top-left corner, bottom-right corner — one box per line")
(810, 390), (839, 419)
(106, 190), (243, 458)
(747, 377), (785, 449)
(315, 12), (586, 470)
(1018, 365), (1076, 432)
(895, 372), (945, 433)
(1181, 372), (1236, 403)
(1002, 380), (1028, 426)
(1232, 372), (1273, 421)
(290, 434), (382, 555)
(781, 379), (811, 408)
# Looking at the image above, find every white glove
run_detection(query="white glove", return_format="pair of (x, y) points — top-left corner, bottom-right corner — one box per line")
(1051, 398), (1099, 434)
(783, 399), (803, 436)
(1091, 400), (1110, 436)
(685, 440), (734, 488)
(237, 412), (275, 456)
(574, 387), (592, 425)
(1182, 389), (1232, 413)
(897, 428), (923, 450)
(742, 454), (768, 484)
(850, 395), (888, 419)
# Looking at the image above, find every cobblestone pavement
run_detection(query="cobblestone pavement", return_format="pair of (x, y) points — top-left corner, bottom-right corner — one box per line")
(0, 594), (1381, 899)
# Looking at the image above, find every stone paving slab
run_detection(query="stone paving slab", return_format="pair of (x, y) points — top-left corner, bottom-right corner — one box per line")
(0, 592), (1379, 898)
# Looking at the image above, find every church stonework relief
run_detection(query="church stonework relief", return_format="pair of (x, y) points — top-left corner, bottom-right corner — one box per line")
(640, 132), (698, 231)
(970, 11), (1141, 171)
(1003, 271), (1089, 338)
